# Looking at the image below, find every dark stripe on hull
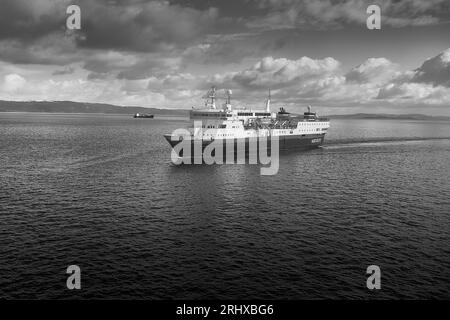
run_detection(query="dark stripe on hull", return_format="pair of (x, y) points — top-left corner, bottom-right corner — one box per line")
(164, 134), (326, 158)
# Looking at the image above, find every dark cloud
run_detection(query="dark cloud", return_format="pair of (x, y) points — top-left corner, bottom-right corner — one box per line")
(116, 56), (181, 80)
(0, 35), (80, 65)
(246, 0), (450, 30)
(412, 48), (450, 86)
(180, 34), (259, 66)
(76, 1), (220, 52)
(376, 48), (450, 100)
(0, 0), (68, 41)
(1, 0), (448, 69)
(0, 0), (237, 58)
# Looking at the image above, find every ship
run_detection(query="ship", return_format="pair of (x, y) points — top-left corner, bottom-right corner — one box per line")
(133, 113), (154, 118)
(163, 87), (330, 157)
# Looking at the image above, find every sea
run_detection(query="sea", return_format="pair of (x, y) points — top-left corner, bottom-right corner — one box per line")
(0, 112), (449, 299)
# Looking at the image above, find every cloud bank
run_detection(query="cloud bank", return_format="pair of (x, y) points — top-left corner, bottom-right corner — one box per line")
(2, 48), (449, 114)
(0, 0), (449, 115)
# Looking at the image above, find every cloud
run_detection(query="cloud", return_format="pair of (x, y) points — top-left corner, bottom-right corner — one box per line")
(411, 48), (450, 86)
(376, 82), (450, 105)
(247, 0), (448, 30)
(181, 36), (258, 66)
(226, 56), (340, 89)
(205, 49), (450, 111)
(81, 51), (182, 80)
(52, 66), (75, 76)
(0, 0), (225, 53)
(83, 51), (139, 74)
(377, 82), (435, 99)
(232, 49), (449, 110)
(116, 55), (182, 80)
(345, 58), (401, 84)
(0, 0), (70, 41)
(76, 0), (220, 52)
(147, 73), (198, 89)
(0, 72), (169, 107)
(374, 48), (450, 105)
(0, 34), (80, 66)
(2, 74), (27, 92)
(0, 0), (231, 73)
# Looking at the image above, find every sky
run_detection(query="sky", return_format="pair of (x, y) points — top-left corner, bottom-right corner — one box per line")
(0, 0), (449, 115)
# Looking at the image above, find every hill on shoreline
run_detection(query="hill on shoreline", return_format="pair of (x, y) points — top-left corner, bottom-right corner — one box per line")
(0, 100), (189, 116)
(1, 100), (449, 120)
(327, 113), (450, 120)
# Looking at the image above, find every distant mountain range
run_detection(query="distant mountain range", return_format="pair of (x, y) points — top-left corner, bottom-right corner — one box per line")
(328, 113), (450, 120)
(0, 100), (188, 116)
(1, 100), (449, 120)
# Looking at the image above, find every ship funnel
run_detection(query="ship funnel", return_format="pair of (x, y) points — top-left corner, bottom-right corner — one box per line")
(225, 89), (232, 111)
(307, 105), (312, 113)
(265, 89), (271, 112)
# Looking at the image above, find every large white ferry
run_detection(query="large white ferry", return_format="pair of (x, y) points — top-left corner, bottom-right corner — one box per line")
(164, 87), (330, 154)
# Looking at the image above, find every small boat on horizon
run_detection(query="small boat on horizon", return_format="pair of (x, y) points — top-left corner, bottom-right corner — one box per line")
(133, 113), (154, 118)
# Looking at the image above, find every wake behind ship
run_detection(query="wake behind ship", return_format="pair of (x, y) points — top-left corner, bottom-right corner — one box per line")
(164, 87), (330, 156)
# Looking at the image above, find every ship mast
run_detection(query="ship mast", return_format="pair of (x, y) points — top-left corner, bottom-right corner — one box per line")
(205, 86), (216, 109)
(265, 89), (271, 112)
(225, 89), (232, 111)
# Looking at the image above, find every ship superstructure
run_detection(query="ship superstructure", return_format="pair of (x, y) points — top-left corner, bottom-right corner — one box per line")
(164, 86), (330, 152)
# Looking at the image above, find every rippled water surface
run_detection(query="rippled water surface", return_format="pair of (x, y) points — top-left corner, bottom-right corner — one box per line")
(1, 113), (450, 299)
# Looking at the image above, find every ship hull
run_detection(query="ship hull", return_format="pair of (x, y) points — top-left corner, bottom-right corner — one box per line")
(164, 133), (326, 158)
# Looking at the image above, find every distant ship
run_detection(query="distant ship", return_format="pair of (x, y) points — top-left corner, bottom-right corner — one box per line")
(164, 86), (330, 154)
(133, 113), (154, 118)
